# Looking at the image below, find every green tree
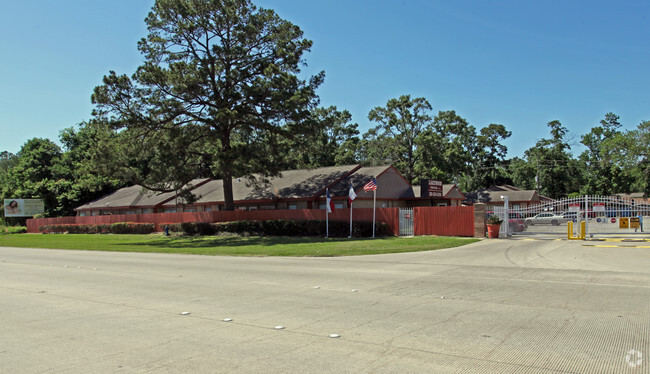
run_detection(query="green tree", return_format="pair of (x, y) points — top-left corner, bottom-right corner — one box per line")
(364, 95), (433, 183)
(463, 124), (512, 190)
(1, 138), (63, 217)
(523, 120), (579, 199)
(579, 112), (631, 194)
(508, 157), (537, 190)
(0, 151), (17, 174)
(282, 106), (360, 168)
(56, 124), (126, 215)
(92, 0), (323, 210)
(634, 121), (650, 195)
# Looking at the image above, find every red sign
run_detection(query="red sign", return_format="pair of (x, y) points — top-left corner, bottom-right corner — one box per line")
(593, 203), (605, 212)
(404, 213), (411, 219)
(611, 217), (617, 223)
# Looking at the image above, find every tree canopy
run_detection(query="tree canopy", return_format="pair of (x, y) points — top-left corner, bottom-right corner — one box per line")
(92, 0), (324, 210)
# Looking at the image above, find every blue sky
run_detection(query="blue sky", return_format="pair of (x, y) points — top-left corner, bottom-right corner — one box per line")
(1, 0), (649, 158)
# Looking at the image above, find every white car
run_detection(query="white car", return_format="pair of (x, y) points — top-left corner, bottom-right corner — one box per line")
(524, 212), (568, 226)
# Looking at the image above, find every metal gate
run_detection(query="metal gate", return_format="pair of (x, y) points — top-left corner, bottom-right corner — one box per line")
(399, 208), (414, 236)
(503, 195), (649, 239)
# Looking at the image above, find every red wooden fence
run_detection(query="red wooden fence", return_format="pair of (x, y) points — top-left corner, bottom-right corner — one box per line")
(27, 206), (476, 237)
(413, 206), (475, 237)
(27, 208), (401, 236)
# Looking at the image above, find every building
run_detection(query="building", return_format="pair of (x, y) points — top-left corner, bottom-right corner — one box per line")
(75, 165), (465, 217)
(463, 185), (549, 209)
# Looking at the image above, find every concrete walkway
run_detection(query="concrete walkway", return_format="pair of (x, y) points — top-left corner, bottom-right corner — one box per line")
(0, 239), (648, 373)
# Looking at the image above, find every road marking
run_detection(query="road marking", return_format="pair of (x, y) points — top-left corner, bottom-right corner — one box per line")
(583, 244), (650, 248)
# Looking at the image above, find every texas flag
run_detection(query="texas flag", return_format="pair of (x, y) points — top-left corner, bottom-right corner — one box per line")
(326, 189), (335, 213)
(348, 183), (357, 204)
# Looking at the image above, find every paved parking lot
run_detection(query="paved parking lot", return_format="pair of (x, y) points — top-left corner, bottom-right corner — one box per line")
(1, 239), (648, 373)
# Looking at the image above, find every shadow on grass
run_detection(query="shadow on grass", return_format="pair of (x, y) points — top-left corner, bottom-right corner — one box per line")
(119, 235), (390, 249)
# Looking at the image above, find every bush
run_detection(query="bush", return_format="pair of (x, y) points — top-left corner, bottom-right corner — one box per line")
(109, 222), (156, 234)
(169, 219), (392, 237)
(0, 226), (27, 235)
(38, 223), (155, 234)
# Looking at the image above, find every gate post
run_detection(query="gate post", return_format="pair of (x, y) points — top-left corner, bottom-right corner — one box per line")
(584, 195), (589, 237)
(474, 203), (486, 238)
(503, 195), (510, 236)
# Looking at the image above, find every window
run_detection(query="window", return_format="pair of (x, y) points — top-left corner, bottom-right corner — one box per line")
(164, 208), (176, 213)
(288, 204), (297, 210)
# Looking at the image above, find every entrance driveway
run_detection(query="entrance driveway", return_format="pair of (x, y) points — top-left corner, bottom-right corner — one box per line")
(1, 239), (648, 373)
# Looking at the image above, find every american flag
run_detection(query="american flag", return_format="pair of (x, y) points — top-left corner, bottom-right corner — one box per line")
(363, 178), (378, 191)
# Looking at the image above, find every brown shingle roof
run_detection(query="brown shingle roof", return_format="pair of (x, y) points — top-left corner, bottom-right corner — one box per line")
(184, 165), (360, 205)
(75, 179), (210, 210)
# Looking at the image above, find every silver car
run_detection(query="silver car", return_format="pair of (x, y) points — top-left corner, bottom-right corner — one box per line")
(524, 212), (568, 226)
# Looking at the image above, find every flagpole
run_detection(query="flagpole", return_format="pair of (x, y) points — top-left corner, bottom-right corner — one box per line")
(326, 188), (329, 238)
(372, 189), (376, 238)
(349, 200), (353, 238)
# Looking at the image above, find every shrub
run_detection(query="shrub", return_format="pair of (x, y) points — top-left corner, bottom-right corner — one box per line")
(216, 220), (261, 235)
(487, 215), (503, 225)
(38, 223), (154, 234)
(169, 219), (392, 237)
(0, 226), (27, 235)
(109, 222), (156, 234)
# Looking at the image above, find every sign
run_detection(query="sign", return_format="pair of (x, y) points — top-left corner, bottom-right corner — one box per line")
(611, 217), (617, 224)
(421, 179), (443, 198)
(404, 213), (411, 220)
(630, 217), (640, 229)
(593, 203), (605, 212)
(3, 199), (44, 218)
(568, 203), (580, 212)
(619, 217), (629, 229)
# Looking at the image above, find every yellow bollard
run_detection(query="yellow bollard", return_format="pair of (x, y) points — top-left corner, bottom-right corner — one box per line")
(568, 221), (586, 240)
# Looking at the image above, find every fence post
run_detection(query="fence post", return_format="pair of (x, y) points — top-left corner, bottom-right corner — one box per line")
(503, 196), (510, 236)
(474, 203), (486, 238)
(584, 195), (589, 237)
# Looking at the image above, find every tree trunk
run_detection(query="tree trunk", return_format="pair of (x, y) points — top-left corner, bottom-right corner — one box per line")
(222, 172), (235, 211)
(220, 129), (235, 211)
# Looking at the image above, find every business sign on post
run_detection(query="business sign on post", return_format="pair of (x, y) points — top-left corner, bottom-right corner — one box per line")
(4, 199), (44, 217)
(421, 179), (443, 198)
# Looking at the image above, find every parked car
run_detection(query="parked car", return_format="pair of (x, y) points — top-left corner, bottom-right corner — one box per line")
(559, 211), (579, 222)
(524, 212), (568, 226)
(486, 211), (525, 232)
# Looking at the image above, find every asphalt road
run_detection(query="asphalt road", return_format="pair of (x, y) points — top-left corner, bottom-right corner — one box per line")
(1, 238), (648, 373)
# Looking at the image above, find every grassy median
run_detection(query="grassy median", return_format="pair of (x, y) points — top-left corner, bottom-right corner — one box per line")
(0, 234), (479, 256)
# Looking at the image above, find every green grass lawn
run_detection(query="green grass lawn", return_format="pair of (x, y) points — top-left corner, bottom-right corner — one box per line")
(0, 234), (479, 256)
